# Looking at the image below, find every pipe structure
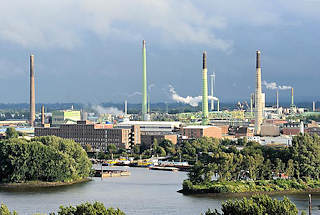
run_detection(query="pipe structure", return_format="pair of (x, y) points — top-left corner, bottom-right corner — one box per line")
(313, 101), (316, 112)
(291, 87), (294, 107)
(276, 90), (279, 109)
(210, 72), (215, 111)
(250, 93), (253, 116)
(202, 51), (209, 125)
(30, 54), (35, 127)
(141, 40), (148, 120)
(254, 50), (263, 135)
(41, 105), (45, 125)
(217, 99), (220, 112)
(148, 95), (150, 114)
(124, 100), (128, 115)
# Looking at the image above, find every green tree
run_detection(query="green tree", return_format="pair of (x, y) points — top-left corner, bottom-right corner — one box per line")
(0, 204), (17, 215)
(5, 127), (19, 139)
(56, 202), (125, 215)
(204, 195), (299, 215)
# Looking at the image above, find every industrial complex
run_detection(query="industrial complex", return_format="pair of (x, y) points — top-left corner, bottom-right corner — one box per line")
(0, 41), (319, 152)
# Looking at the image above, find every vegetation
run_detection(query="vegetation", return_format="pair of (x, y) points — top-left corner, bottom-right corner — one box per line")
(181, 133), (320, 194)
(202, 194), (302, 215)
(0, 202), (125, 215)
(0, 136), (92, 183)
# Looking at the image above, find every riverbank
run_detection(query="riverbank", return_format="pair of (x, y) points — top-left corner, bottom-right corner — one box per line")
(0, 178), (91, 189)
(180, 179), (320, 195)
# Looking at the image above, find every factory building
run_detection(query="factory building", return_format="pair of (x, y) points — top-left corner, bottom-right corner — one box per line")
(260, 124), (280, 137)
(181, 125), (222, 139)
(116, 121), (181, 133)
(141, 134), (178, 147)
(51, 110), (81, 125)
(35, 121), (138, 150)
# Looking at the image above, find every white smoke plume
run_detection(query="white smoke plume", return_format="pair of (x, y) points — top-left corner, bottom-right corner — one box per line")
(92, 105), (124, 115)
(148, 83), (155, 92)
(169, 85), (218, 107)
(127, 91), (142, 98)
(263, 81), (292, 90)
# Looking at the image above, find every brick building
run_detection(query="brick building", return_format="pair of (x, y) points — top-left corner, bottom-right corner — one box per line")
(35, 121), (140, 151)
(181, 126), (222, 139)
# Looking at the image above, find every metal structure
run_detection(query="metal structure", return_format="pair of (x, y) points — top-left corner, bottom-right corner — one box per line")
(141, 40), (148, 120)
(41, 105), (45, 125)
(202, 52), (209, 125)
(254, 50), (263, 135)
(30, 54), (35, 127)
(210, 72), (215, 111)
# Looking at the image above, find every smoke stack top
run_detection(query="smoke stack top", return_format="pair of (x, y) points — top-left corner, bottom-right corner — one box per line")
(256, 50), (261, 68)
(143, 40), (146, 47)
(203, 51), (207, 69)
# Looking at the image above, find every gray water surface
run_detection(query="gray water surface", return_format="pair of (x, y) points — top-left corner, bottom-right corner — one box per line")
(0, 167), (319, 215)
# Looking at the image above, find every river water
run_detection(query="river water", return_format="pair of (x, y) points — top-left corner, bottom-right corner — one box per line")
(0, 167), (319, 215)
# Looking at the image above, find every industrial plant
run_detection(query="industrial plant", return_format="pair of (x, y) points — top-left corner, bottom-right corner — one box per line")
(0, 41), (318, 152)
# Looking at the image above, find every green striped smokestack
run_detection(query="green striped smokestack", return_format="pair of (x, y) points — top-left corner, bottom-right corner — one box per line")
(202, 51), (209, 125)
(142, 40), (147, 120)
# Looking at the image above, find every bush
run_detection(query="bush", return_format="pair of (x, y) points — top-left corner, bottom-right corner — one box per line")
(204, 194), (300, 215)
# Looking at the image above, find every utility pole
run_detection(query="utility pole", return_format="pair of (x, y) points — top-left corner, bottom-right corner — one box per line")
(309, 194), (312, 215)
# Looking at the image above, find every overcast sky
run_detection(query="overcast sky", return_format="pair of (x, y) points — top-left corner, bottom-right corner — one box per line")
(0, 0), (319, 104)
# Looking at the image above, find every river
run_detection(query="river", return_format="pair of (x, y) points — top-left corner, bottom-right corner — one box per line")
(0, 167), (319, 214)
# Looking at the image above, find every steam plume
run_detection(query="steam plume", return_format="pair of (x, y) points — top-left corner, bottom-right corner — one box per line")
(263, 81), (291, 90)
(169, 85), (218, 107)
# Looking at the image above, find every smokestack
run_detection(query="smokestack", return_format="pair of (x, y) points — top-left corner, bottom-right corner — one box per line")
(254, 50), (263, 135)
(313, 101), (316, 112)
(124, 100), (128, 115)
(30, 54), (35, 127)
(141, 40), (148, 120)
(276, 90), (279, 109)
(41, 105), (45, 125)
(210, 73), (215, 111)
(291, 87), (294, 107)
(202, 51), (209, 125)
(250, 93), (253, 116)
(217, 99), (220, 112)
(148, 95), (150, 114)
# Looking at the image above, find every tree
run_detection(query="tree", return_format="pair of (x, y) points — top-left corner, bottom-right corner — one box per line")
(0, 204), (17, 215)
(204, 194), (300, 215)
(84, 144), (92, 152)
(5, 127), (19, 139)
(56, 202), (125, 215)
(107, 144), (117, 154)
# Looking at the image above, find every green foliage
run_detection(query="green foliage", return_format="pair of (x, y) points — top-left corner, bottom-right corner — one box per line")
(0, 202), (125, 215)
(204, 195), (299, 215)
(0, 204), (17, 215)
(56, 202), (125, 215)
(0, 136), (92, 183)
(184, 133), (320, 194)
(5, 128), (19, 139)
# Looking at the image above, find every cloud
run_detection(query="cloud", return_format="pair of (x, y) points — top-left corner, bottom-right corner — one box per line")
(0, 0), (232, 51)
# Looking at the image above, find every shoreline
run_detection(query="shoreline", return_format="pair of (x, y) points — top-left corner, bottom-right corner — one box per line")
(178, 188), (320, 197)
(0, 178), (91, 189)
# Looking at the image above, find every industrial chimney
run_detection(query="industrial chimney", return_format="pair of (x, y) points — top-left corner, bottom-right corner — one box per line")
(254, 50), (263, 135)
(291, 87), (294, 107)
(210, 73), (215, 111)
(41, 105), (45, 125)
(276, 90), (279, 109)
(141, 40), (148, 120)
(30, 54), (35, 127)
(202, 51), (209, 125)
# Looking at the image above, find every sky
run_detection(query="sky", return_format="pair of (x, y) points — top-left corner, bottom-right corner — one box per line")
(0, 0), (319, 104)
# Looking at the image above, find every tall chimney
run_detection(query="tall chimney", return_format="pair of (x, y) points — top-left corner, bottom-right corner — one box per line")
(30, 54), (35, 127)
(141, 40), (148, 120)
(276, 90), (279, 109)
(250, 93), (254, 116)
(217, 99), (220, 112)
(291, 87), (294, 107)
(124, 100), (128, 115)
(313, 101), (316, 112)
(254, 50), (263, 135)
(210, 73), (215, 111)
(41, 105), (45, 125)
(202, 51), (209, 125)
